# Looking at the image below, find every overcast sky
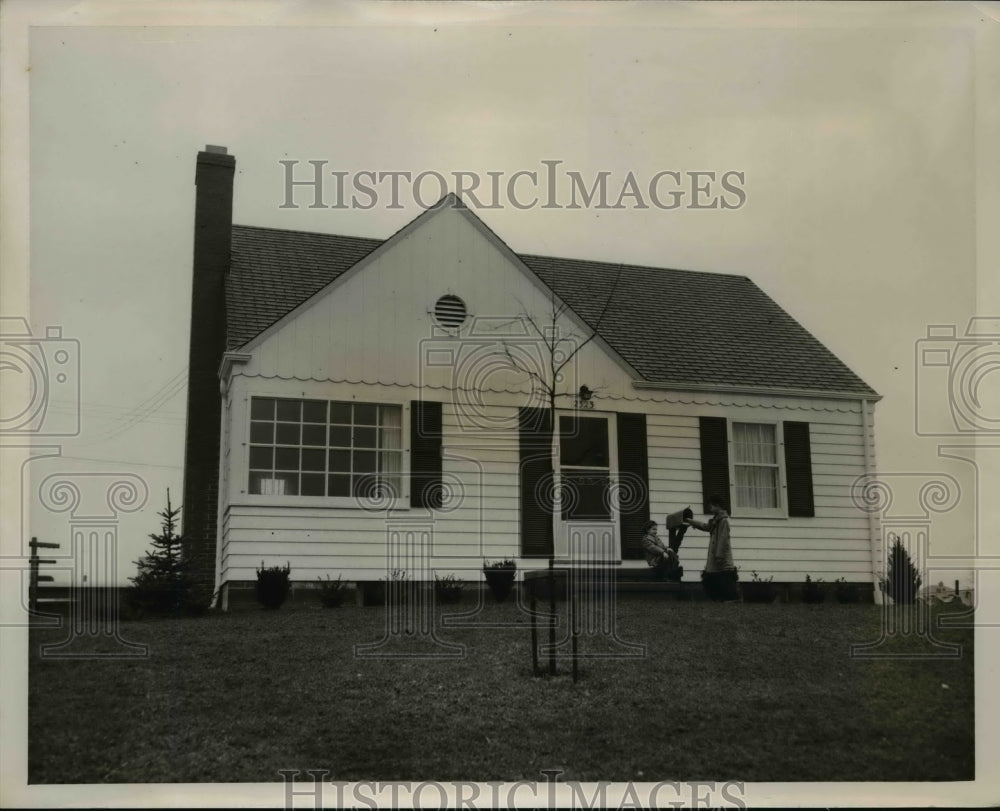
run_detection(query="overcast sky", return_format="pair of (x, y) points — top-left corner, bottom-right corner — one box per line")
(3, 2), (999, 806)
(14, 4), (994, 586)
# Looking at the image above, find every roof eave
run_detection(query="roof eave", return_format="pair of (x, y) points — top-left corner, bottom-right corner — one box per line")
(218, 352), (252, 393)
(632, 379), (882, 402)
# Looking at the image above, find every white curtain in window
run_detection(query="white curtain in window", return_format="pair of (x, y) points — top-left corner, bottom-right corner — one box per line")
(734, 423), (778, 508)
(379, 406), (403, 493)
(733, 422), (776, 464)
(735, 466), (779, 508)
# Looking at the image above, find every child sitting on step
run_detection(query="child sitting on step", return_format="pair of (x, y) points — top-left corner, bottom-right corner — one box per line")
(641, 520), (684, 582)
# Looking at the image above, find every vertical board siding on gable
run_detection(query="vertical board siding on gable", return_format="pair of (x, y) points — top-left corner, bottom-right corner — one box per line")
(238, 204), (639, 396)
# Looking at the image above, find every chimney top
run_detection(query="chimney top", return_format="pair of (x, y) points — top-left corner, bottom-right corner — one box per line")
(197, 146), (235, 171)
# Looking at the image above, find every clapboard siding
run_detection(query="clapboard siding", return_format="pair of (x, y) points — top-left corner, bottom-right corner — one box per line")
(221, 395), (875, 584)
(642, 407), (872, 582)
(227, 522), (520, 541)
(220, 400), (528, 582)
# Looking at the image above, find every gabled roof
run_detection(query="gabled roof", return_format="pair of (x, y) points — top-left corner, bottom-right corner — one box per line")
(228, 225), (382, 349)
(227, 218), (877, 397)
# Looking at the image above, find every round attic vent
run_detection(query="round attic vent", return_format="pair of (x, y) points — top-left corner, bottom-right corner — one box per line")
(433, 294), (468, 328)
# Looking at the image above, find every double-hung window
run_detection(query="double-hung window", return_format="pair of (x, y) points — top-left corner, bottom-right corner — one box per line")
(248, 397), (403, 499)
(699, 416), (814, 518)
(731, 421), (782, 511)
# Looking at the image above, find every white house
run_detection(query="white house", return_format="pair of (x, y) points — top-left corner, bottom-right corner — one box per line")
(180, 146), (882, 607)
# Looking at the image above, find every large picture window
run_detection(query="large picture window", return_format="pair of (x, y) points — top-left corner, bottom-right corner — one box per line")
(732, 421), (780, 509)
(248, 398), (402, 498)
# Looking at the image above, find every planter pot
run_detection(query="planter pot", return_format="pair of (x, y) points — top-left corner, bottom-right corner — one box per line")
(740, 581), (776, 604)
(702, 570), (740, 602)
(256, 574), (291, 609)
(802, 579), (827, 604)
(359, 581), (386, 607)
(483, 570), (516, 603)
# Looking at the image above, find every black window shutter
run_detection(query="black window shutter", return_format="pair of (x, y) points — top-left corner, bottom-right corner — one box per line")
(698, 416), (732, 515)
(617, 413), (650, 560)
(783, 421), (815, 517)
(518, 406), (554, 558)
(410, 401), (442, 509)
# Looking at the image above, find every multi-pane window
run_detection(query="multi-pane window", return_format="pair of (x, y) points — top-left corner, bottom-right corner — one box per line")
(248, 398), (402, 498)
(732, 422), (780, 509)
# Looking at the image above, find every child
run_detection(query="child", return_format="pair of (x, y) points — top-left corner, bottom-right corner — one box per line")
(641, 520), (683, 582)
(685, 495), (738, 601)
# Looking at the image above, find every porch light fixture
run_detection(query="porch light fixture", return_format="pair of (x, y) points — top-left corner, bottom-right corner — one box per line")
(575, 385), (595, 409)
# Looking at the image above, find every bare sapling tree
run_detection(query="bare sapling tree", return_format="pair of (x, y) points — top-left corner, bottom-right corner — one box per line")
(495, 270), (623, 675)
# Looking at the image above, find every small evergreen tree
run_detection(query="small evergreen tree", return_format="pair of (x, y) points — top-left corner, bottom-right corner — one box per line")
(883, 535), (922, 604)
(128, 490), (193, 616)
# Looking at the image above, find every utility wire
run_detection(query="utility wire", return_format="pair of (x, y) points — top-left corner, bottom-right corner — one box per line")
(72, 367), (189, 444)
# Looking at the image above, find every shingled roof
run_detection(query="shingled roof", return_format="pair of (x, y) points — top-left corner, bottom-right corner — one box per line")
(228, 222), (877, 397)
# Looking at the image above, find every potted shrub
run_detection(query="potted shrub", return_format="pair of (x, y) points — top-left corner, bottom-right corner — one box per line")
(359, 580), (385, 607)
(802, 574), (826, 604)
(434, 573), (464, 605)
(256, 561), (291, 609)
(483, 558), (517, 603)
(835, 577), (862, 604)
(740, 571), (776, 604)
(317, 574), (346, 608)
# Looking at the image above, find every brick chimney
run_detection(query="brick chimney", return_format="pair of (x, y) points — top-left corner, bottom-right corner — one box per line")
(181, 145), (235, 606)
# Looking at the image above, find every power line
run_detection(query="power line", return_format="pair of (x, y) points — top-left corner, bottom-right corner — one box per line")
(74, 368), (189, 445)
(56, 454), (182, 470)
(101, 384), (186, 440)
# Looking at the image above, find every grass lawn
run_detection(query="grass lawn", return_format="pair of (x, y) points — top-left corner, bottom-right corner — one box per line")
(28, 595), (974, 783)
